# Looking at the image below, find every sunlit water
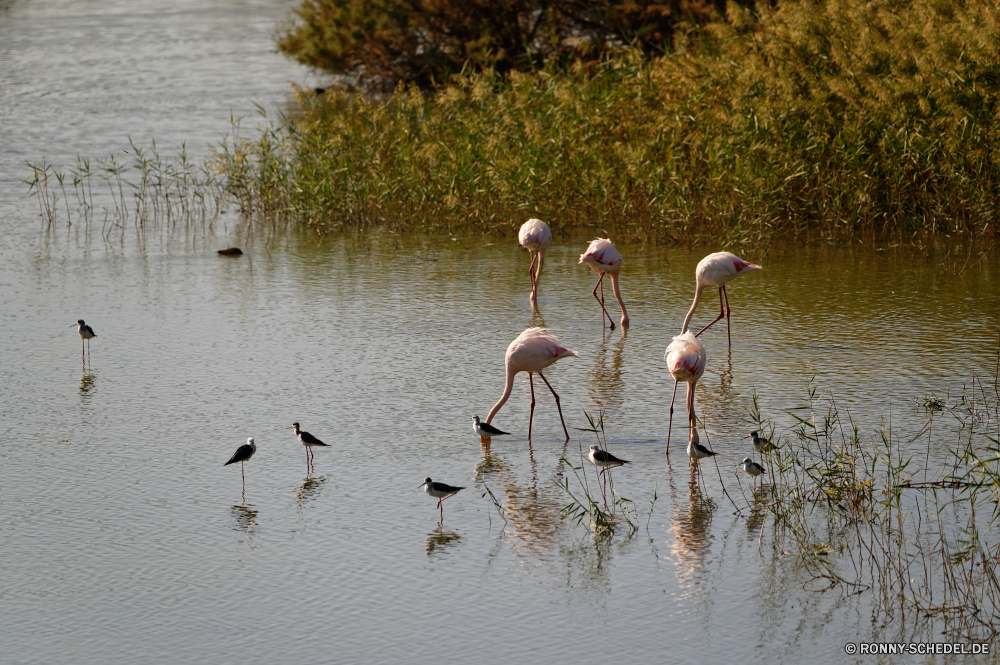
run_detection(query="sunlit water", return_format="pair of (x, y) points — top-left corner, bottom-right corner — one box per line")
(2, 3), (1000, 664)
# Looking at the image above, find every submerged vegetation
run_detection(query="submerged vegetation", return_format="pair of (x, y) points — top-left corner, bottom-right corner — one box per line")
(24, 0), (1000, 247)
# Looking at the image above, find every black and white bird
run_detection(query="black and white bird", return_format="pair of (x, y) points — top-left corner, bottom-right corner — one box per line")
(751, 431), (774, 454)
(743, 457), (766, 478)
(72, 319), (96, 359)
(472, 415), (509, 441)
(687, 429), (718, 462)
(743, 457), (766, 490)
(289, 422), (329, 469)
(420, 477), (465, 519)
(588, 444), (630, 476)
(224, 437), (257, 489)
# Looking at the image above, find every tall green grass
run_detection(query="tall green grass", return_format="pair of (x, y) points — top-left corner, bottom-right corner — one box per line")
(210, 0), (1000, 245)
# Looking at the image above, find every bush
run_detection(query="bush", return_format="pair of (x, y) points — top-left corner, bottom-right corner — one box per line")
(275, 0), (734, 89)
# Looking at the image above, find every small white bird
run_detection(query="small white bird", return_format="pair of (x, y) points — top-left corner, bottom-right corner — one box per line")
(289, 422), (330, 470)
(420, 477), (465, 518)
(72, 319), (96, 359)
(743, 457), (766, 478)
(687, 429), (718, 462)
(473, 415), (510, 441)
(588, 444), (630, 475)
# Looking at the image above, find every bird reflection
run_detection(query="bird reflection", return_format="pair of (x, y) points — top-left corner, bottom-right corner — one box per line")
(587, 327), (628, 411)
(79, 370), (97, 401)
(295, 475), (328, 509)
(487, 438), (570, 559)
(669, 465), (716, 589)
(231, 503), (259, 534)
(529, 296), (544, 326)
(426, 524), (461, 555)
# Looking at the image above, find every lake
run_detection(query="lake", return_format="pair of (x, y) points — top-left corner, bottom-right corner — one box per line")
(2, 2), (999, 664)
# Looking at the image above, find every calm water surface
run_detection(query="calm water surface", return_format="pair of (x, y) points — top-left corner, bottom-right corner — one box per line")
(2, 2), (999, 664)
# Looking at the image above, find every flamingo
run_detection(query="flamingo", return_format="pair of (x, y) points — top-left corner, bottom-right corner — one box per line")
(486, 327), (578, 441)
(579, 238), (629, 329)
(664, 331), (706, 455)
(518, 218), (552, 300)
(680, 252), (761, 349)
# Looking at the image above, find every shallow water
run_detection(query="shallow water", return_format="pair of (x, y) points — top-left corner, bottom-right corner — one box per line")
(2, 2), (1000, 664)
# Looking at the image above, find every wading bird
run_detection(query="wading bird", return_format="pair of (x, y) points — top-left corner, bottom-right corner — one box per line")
(588, 444), (630, 476)
(578, 238), (629, 329)
(486, 327), (578, 441)
(421, 477), (465, 519)
(751, 430), (774, 465)
(518, 218), (552, 301)
(687, 428), (717, 463)
(224, 437), (257, 491)
(72, 319), (96, 360)
(289, 422), (329, 471)
(472, 415), (509, 443)
(680, 252), (762, 349)
(743, 457), (766, 489)
(664, 331), (707, 455)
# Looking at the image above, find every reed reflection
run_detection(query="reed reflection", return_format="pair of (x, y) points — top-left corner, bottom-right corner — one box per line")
(425, 524), (462, 556)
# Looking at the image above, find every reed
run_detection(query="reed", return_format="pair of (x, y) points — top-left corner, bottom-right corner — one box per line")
(204, 0), (1000, 245)
(24, 138), (227, 242)
(559, 411), (639, 538)
(749, 365), (1000, 640)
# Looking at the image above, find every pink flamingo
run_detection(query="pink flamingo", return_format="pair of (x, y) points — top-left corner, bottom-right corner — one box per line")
(680, 252), (761, 349)
(518, 218), (552, 300)
(664, 331), (706, 455)
(578, 238), (629, 329)
(486, 327), (578, 441)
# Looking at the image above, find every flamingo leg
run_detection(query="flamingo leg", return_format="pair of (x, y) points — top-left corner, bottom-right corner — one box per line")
(528, 252), (538, 294)
(591, 273), (616, 329)
(695, 287), (726, 337)
(666, 379), (678, 455)
(537, 371), (569, 440)
(528, 373), (537, 441)
(722, 285), (732, 349)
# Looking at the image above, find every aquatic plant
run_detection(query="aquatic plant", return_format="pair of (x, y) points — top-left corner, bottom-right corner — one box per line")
(749, 362), (1000, 641)
(559, 411), (638, 538)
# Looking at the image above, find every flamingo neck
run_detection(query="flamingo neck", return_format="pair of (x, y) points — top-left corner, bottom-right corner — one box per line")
(680, 285), (705, 334)
(610, 272), (628, 325)
(486, 365), (517, 424)
(535, 249), (546, 280)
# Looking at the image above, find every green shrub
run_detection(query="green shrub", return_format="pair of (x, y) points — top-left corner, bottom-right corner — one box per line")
(220, 0), (1000, 244)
